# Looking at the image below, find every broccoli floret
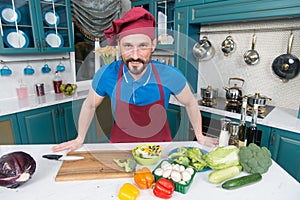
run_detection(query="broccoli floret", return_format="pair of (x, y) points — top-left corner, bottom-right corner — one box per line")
(238, 143), (272, 174)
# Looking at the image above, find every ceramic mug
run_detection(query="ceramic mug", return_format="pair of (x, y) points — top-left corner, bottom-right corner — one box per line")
(41, 64), (51, 73)
(0, 65), (12, 76)
(24, 65), (35, 75)
(56, 64), (65, 72)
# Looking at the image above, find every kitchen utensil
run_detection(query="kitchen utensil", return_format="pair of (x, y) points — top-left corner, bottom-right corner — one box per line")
(0, 5), (21, 24)
(24, 65), (35, 75)
(244, 33), (260, 65)
(45, 31), (64, 48)
(55, 150), (135, 181)
(246, 92), (271, 107)
(200, 85), (218, 99)
(3, 29), (29, 48)
(192, 36), (215, 61)
(56, 63), (65, 72)
(272, 32), (300, 82)
(221, 36), (235, 56)
(223, 77), (244, 103)
(41, 63), (51, 73)
(0, 65), (12, 76)
(42, 154), (84, 161)
(43, 10), (60, 27)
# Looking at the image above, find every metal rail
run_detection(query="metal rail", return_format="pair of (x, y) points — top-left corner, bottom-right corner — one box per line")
(0, 56), (70, 64)
(198, 26), (300, 34)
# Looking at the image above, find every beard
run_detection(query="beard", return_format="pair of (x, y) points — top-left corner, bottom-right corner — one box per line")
(124, 57), (149, 75)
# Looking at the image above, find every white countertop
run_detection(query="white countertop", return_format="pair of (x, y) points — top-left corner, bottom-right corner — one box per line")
(0, 91), (299, 134)
(0, 142), (299, 200)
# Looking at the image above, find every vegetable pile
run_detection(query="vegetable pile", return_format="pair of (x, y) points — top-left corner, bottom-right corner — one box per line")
(239, 143), (272, 174)
(168, 147), (207, 171)
(0, 151), (36, 189)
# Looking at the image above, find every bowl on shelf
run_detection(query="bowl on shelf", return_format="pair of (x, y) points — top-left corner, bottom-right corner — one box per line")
(132, 144), (162, 166)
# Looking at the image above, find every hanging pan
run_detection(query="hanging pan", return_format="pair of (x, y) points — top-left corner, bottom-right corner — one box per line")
(271, 32), (300, 83)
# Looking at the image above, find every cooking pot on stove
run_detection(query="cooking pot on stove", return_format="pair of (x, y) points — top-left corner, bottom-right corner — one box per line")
(246, 92), (272, 107)
(201, 85), (218, 99)
(223, 77), (244, 102)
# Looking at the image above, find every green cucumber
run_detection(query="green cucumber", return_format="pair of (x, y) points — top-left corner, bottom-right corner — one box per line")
(208, 165), (242, 184)
(222, 173), (262, 190)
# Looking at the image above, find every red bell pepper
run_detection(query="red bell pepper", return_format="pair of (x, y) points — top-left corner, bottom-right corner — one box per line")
(153, 178), (175, 199)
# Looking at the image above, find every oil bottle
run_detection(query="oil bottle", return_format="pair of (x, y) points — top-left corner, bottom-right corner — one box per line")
(246, 103), (259, 146)
(239, 97), (247, 147)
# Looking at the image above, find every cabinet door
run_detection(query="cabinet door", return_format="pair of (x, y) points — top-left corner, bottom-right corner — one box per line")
(0, 0), (40, 54)
(58, 102), (78, 142)
(269, 128), (300, 182)
(167, 104), (181, 140)
(0, 0), (74, 54)
(0, 114), (21, 144)
(35, 0), (74, 52)
(17, 105), (61, 144)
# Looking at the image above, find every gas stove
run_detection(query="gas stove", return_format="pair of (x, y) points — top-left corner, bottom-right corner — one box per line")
(199, 97), (275, 118)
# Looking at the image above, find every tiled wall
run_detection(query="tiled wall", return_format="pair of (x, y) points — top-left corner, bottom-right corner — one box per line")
(197, 18), (300, 111)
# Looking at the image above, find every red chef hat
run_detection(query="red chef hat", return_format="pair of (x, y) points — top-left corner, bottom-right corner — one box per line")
(104, 7), (156, 46)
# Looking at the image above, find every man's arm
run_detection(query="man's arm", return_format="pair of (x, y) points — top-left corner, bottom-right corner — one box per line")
(175, 83), (218, 147)
(52, 87), (104, 152)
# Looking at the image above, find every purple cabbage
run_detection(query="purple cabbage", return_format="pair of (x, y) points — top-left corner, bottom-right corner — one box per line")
(0, 151), (36, 189)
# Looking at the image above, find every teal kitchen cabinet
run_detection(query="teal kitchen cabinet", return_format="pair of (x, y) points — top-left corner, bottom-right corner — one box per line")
(269, 128), (300, 182)
(0, 0), (74, 54)
(0, 114), (22, 144)
(16, 99), (96, 144)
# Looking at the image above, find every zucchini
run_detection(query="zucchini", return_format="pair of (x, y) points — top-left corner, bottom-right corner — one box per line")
(222, 173), (262, 190)
(208, 165), (242, 184)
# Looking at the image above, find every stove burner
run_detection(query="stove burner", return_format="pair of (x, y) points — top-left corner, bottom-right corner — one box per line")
(247, 105), (267, 118)
(199, 98), (217, 107)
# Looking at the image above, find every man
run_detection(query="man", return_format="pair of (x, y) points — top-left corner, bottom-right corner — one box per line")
(52, 7), (218, 153)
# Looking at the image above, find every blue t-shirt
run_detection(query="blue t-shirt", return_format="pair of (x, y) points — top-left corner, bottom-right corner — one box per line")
(92, 60), (186, 110)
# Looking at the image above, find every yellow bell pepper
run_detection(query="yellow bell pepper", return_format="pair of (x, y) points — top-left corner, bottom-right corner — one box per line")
(118, 183), (140, 200)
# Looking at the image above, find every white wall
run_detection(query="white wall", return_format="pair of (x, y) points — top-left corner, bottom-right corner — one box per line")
(197, 18), (300, 111)
(0, 53), (75, 100)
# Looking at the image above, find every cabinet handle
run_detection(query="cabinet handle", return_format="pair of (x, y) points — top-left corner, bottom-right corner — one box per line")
(37, 40), (40, 49)
(271, 135), (275, 146)
(60, 107), (64, 116)
(55, 109), (59, 117)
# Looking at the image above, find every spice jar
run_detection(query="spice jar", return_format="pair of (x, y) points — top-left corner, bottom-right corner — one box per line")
(228, 122), (240, 147)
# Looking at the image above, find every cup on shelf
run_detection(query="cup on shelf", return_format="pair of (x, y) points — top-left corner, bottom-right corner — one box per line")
(24, 65), (35, 75)
(0, 65), (12, 76)
(56, 64), (65, 72)
(41, 64), (51, 73)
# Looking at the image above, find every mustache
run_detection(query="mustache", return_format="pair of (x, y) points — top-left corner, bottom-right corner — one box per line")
(125, 58), (145, 64)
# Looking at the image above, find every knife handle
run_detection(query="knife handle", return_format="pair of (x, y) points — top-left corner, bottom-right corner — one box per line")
(42, 154), (63, 160)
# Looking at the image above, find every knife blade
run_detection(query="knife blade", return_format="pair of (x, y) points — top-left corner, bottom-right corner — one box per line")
(42, 154), (84, 161)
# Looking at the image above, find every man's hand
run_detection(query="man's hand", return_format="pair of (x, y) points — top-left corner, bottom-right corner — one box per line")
(196, 133), (219, 147)
(52, 137), (83, 153)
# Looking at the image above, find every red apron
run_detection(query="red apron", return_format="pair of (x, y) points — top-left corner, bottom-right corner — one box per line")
(110, 62), (172, 143)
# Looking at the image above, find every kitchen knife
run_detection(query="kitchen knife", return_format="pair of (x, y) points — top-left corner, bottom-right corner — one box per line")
(42, 154), (84, 161)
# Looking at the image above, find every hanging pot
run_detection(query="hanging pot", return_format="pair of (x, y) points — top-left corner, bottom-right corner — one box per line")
(221, 36), (235, 56)
(271, 32), (300, 83)
(246, 92), (272, 107)
(223, 77), (244, 102)
(192, 36), (215, 61)
(243, 33), (260, 65)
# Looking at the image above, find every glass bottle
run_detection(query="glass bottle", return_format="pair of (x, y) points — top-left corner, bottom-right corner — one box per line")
(239, 98), (247, 147)
(246, 103), (258, 146)
(53, 71), (62, 94)
(219, 118), (231, 146)
(228, 122), (240, 147)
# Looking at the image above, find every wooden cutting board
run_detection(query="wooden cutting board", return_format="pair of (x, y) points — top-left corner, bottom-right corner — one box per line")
(55, 150), (134, 182)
